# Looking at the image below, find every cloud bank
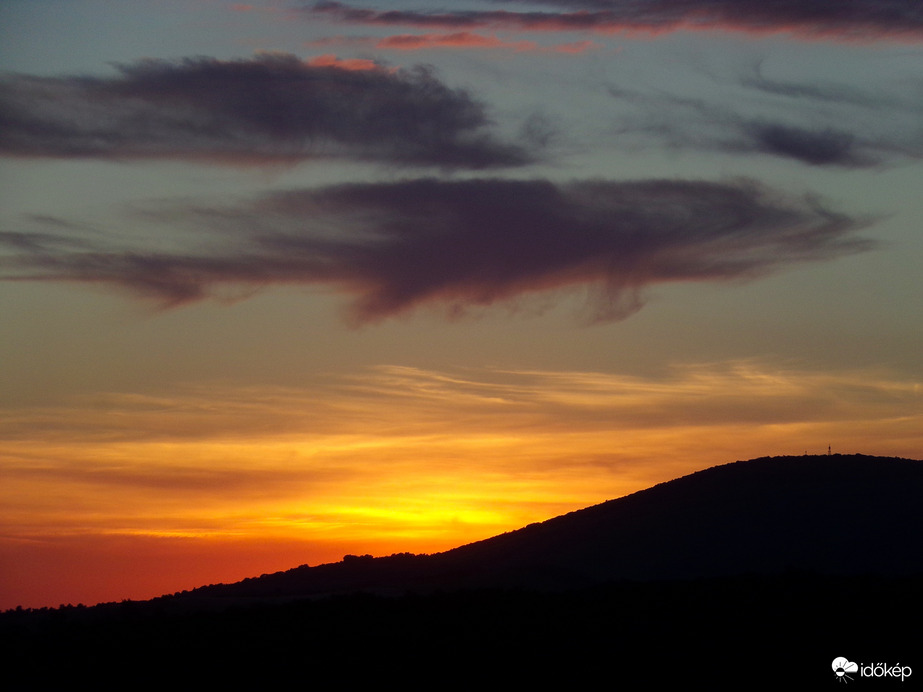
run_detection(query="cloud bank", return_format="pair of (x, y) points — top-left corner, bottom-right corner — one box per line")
(0, 53), (529, 168)
(1, 178), (871, 322)
(310, 0), (923, 41)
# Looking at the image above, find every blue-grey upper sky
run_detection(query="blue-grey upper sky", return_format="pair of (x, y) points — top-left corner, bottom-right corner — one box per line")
(2, 0), (920, 397)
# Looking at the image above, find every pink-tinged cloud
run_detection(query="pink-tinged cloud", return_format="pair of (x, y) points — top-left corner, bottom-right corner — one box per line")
(0, 54), (530, 168)
(376, 32), (538, 52)
(373, 32), (599, 54)
(310, 1), (923, 42)
(309, 32), (598, 54)
(310, 2), (641, 34)
(305, 53), (383, 70)
(0, 178), (871, 323)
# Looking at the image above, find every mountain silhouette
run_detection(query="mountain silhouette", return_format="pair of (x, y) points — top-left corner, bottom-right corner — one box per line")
(182, 454), (923, 601)
(4, 454), (921, 688)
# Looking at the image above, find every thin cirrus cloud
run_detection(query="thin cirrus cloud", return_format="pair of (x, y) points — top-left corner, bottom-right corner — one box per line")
(309, 1), (923, 41)
(3, 360), (917, 475)
(2, 362), (918, 506)
(1, 178), (871, 323)
(606, 75), (922, 167)
(0, 53), (530, 168)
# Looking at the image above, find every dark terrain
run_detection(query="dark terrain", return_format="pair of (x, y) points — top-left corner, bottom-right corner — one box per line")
(3, 454), (921, 687)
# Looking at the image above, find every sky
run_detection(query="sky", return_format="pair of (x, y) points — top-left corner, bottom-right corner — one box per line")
(1, 0), (921, 610)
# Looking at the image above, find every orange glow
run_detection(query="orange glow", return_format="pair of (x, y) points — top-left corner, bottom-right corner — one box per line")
(1, 361), (920, 609)
(305, 54), (383, 71)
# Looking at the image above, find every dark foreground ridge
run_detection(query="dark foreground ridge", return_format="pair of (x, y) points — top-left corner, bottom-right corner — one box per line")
(3, 454), (921, 687)
(179, 453), (923, 600)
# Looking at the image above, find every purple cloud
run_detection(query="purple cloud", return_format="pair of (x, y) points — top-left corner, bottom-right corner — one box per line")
(1, 178), (871, 323)
(743, 123), (862, 166)
(309, 1), (923, 41)
(0, 53), (529, 168)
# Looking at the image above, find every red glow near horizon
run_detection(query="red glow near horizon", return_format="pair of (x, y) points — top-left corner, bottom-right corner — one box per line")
(3, 363), (919, 611)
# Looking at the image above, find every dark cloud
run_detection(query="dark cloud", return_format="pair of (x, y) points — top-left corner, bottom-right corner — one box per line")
(736, 64), (923, 164)
(0, 53), (529, 168)
(310, 0), (923, 40)
(310, 2), (628, 32)
(744, 123), (865, 166)
(1, 178), (871, 323)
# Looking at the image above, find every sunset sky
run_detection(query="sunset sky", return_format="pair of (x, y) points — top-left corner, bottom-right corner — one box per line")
(1, 0), (921, 610)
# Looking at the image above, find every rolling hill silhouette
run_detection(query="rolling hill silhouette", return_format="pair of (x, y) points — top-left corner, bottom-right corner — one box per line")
(183, 454), (923, 601)
(4, 454), (921, 687)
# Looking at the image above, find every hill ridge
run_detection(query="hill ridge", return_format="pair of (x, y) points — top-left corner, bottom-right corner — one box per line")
(4, 453), (921, 688)
(170, 453), (922, 602)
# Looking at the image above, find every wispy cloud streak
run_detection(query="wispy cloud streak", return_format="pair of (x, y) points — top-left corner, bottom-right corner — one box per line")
(309, 1), (923, 41)
(1, 178), (871, 322)
(607, 74), (923, 167)
(0, 53), (529, 168)
(2, 362), (918, 441)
